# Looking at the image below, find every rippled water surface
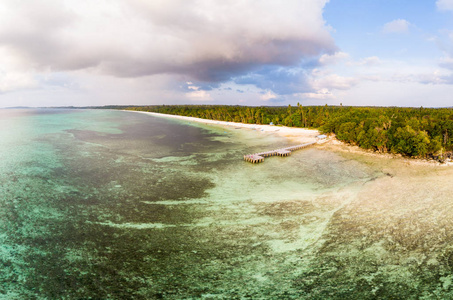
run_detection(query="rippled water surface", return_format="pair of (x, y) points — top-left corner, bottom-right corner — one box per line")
(1, 109), (453, 299)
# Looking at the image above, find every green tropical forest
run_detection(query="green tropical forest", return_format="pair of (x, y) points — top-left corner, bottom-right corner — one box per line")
(122, 105), (453, 160)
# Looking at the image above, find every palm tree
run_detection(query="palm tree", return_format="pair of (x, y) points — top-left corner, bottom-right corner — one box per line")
(297, 102), (306, 127)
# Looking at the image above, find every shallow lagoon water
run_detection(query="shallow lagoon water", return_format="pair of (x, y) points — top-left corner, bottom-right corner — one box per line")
(1, 109), (453, 299)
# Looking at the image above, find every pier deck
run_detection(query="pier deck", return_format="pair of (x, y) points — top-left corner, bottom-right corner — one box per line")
(244, 142), (316, 163)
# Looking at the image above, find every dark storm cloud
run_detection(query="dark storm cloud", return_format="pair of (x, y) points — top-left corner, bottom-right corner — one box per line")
(0, 0), (336, 88)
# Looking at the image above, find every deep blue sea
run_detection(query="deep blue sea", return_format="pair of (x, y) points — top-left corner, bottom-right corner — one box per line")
(2, 109), (452, 299)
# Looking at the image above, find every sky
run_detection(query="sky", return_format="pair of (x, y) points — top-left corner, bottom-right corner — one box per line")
(1, 0), (453, 107)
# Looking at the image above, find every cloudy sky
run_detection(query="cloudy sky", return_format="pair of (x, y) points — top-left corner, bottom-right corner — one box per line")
(1, 0), (453, 107)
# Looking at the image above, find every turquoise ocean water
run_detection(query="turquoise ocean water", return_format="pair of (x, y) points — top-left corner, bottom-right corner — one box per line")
(4, 109), (440, 299)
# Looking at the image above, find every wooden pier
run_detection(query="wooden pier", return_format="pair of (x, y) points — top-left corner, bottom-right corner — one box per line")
(244, 142), (316, 163)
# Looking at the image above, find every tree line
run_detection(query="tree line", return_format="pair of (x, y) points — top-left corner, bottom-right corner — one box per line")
(122, 105), (453, 159)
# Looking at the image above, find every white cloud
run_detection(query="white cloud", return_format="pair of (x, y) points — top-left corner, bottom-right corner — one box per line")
(260, 90), (278, 101)
(440, 56), (453, 69)
(390, 70), (453, 85)
(298, 89), (335, 100)
(319, 52), (349, 65)
(382, 19), (411, 34)
(0, 71), (37, 93)
(357, 56), (381, 66)
(0, 47), (38, 93)
(336, 80), (453, 107)
(311, 74), (359, 91)
(345, 56), (382, 67)
(437, 0), (453, 11)
(185, 90), (213, 101)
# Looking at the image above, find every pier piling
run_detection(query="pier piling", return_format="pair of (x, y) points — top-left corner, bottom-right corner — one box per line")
(244, 142), (316, 164)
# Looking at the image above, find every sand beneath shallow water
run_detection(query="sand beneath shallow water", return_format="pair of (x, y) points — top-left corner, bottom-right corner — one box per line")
(300, 151), (453, 298)
(124, 110), (453, 298)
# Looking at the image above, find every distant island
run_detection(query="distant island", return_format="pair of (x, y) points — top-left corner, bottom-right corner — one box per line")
(116, 105), (453, 161)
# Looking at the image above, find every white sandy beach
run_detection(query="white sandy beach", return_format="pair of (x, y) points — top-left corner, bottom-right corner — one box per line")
(129, 110), (453, 166)
(131, 111), (321, 144)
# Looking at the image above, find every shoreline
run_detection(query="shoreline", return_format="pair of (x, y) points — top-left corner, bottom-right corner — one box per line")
(125, 110), (450, 167)
(319, 136), (453, 167)
(128, 110), (321, 144)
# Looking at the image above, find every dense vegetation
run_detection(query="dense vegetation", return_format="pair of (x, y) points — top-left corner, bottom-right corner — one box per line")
(124, 105), (453, 159)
